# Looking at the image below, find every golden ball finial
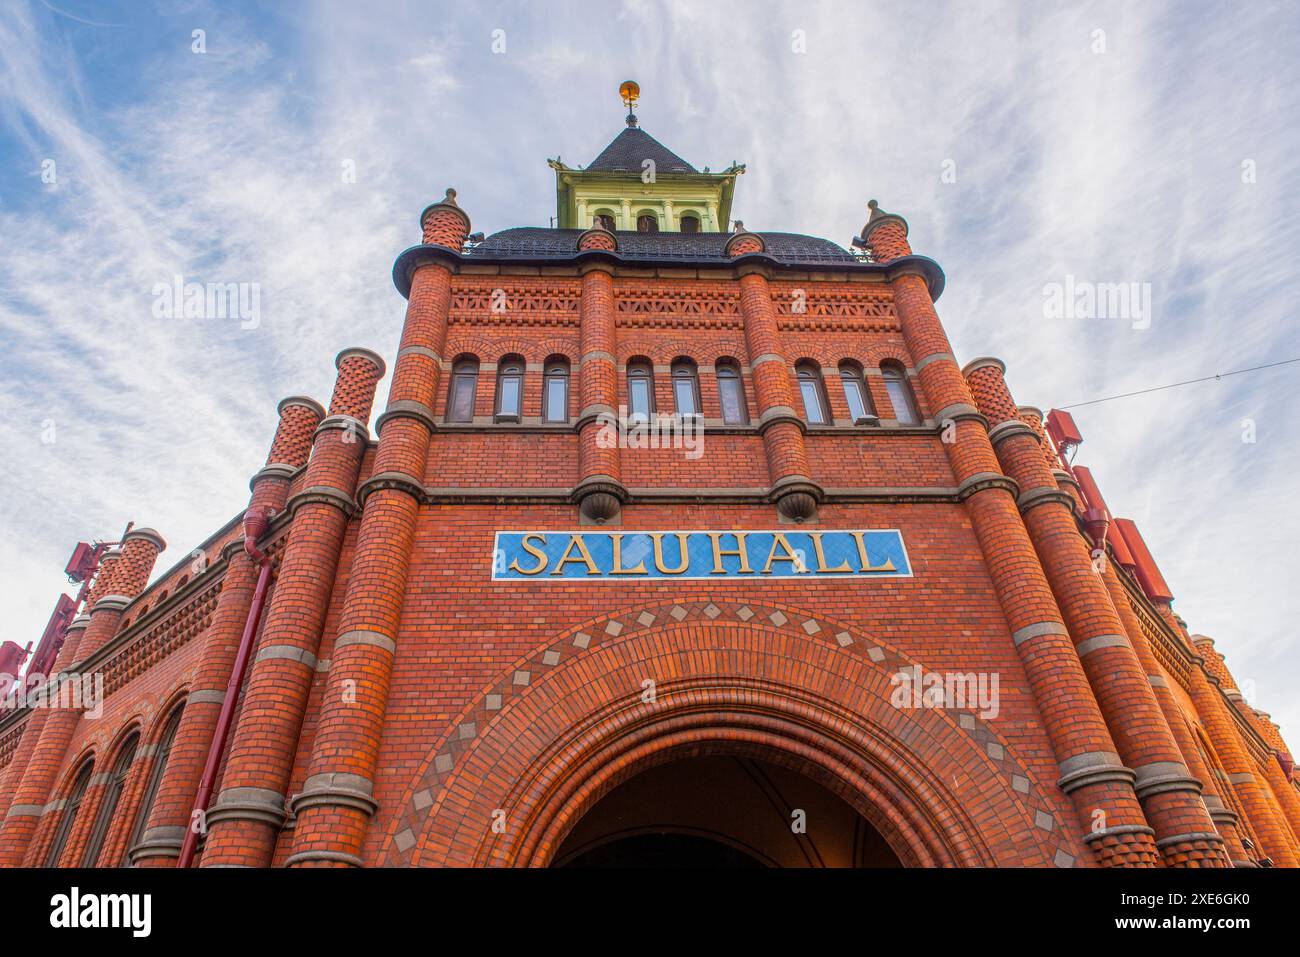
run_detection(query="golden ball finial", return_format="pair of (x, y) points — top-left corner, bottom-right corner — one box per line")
(620, 80), (640, 110)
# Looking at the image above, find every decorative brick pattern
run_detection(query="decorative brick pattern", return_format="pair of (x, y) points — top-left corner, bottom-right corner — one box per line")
(379, 599), (1075, 869)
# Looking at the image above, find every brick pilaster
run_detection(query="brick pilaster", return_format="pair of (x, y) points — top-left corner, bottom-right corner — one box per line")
(199, 350), (383, 867)
(572, 228), (626, 523)
(0, 530), (164, 867)
(1188, 636), (1298, 866)
(287, 198), (467, 867)
(964, 356), (1228, 868)
(132, 396), (324, 867)
(0, 613), (89, 843)
(1247, 711), (1300, 841)
(863, 215), (1157, 866)
(1096, 568), (1250, 862)
(727, 232), (820, 522)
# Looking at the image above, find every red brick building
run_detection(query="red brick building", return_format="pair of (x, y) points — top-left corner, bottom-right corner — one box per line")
(2, 96), (1297, 869)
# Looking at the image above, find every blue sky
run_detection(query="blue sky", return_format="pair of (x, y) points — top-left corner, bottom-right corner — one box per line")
(1, 1), (1297, 739)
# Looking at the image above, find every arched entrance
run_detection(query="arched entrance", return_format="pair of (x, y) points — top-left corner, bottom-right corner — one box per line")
(385, 600), (1076, 868)
(551, 754), (902, 867)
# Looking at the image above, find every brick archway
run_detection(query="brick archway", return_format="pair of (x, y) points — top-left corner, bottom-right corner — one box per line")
(381, 599), (1080, 867)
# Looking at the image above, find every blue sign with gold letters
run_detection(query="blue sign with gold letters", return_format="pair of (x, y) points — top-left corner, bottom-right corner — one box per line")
(491, 529), (911, 581)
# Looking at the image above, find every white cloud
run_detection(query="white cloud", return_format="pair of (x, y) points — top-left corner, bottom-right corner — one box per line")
(1, 0), (1296, 748)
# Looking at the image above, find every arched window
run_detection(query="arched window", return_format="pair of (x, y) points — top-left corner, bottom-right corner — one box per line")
(881, 361), (920, 425)
(82, 732), (139, 866)
(636, 213), (659, 234)
(680, 214), (700, 234)
(46, 759), (94, 867)
(839, 361), (876, 424)
(594, 212), (616, 232)
(125, 705), (183, 866)
(796, 361), (829, 425)
(543, 358), (570, 423)
(446, 356), (479, 423)
(716, 359), (748, 424)
(627, 359), (655, 420)
(494, 355), (524, 422)
(671, 358), (700, 416)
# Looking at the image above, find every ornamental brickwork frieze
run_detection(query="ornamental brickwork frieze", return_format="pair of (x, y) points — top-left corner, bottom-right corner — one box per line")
(768, 282), (899, 331)
(449, 279), (581, 328)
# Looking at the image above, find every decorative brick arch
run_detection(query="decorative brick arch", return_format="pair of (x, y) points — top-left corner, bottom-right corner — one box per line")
(381, 599), (1081, 868)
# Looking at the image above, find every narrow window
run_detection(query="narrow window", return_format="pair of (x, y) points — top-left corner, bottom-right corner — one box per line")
(671, 359), (700, 416)
(716, 360), (748, 424)
(839, 361), (876, 424)
(543, 359), (570, 423)
(637, 214), (659, 234)
(46, 760), (94, 867)
(680, 214), (700, 234)
(495, 356), (524, 421)
(447, 357), (479, 423)
(627, 360), (655, 419)
(882, 362), (920, 425)
(796, 362), (828, 425)
(594, 213), (616, 232)
(124, 705), (183, 866)
(82, 732), (139, 866)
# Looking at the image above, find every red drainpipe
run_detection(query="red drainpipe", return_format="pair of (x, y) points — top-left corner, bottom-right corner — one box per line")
(177, 505), (275, 868)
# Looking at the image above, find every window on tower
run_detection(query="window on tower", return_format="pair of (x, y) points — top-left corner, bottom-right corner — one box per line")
(796, 361), (829, 425)
(627, 359), (655, 420)
(671, 358), (701, 417)
(716, 359), (748, 424)
(495, 356), (525, 422)
(881, 361), (921, 425)
(680, 214), (700, 233)
(543, 358), (570, 423)
(594, 213), (616, 232)
(637, 214), (659, 233)
(839, 360), (877, 424)
(447, 357), (480, 423)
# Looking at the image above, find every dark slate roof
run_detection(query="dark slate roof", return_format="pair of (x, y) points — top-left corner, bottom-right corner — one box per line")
(466, 227), (859, 265)
(587, 126), (697, 173)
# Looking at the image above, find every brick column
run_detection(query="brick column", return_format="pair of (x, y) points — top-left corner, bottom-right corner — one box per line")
(130, 396), (324, 867)
(1249, 710), (1300, 842)
(1033, 428), (1253, 864)
(0, 613), (89, 847)
(964, 356), (1227, 867)
(1189, 636), (1299, 866)
(572, 227), (627, 523)
(862, 206), (1158, 867)
(727, 230), (821, 522)
(0, 612), (88, 825)
(199, 349), (383, 867)
(286, 195), (468, 867)
(0, 530), (164, 867)
(1094, 567), (1250, 862)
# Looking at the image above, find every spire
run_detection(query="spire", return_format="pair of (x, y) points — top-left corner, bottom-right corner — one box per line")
(620, 79), (640, 128)
(549, 83), (742, 231)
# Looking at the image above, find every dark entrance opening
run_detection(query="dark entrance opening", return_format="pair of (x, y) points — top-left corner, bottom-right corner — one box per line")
(551, 754), (902, 867)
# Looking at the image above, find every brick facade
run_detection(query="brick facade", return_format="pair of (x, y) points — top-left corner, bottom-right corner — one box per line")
(2, 138), (1296, 870)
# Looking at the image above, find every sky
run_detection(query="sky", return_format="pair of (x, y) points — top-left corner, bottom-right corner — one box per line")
(1, 1), (1297, 739)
